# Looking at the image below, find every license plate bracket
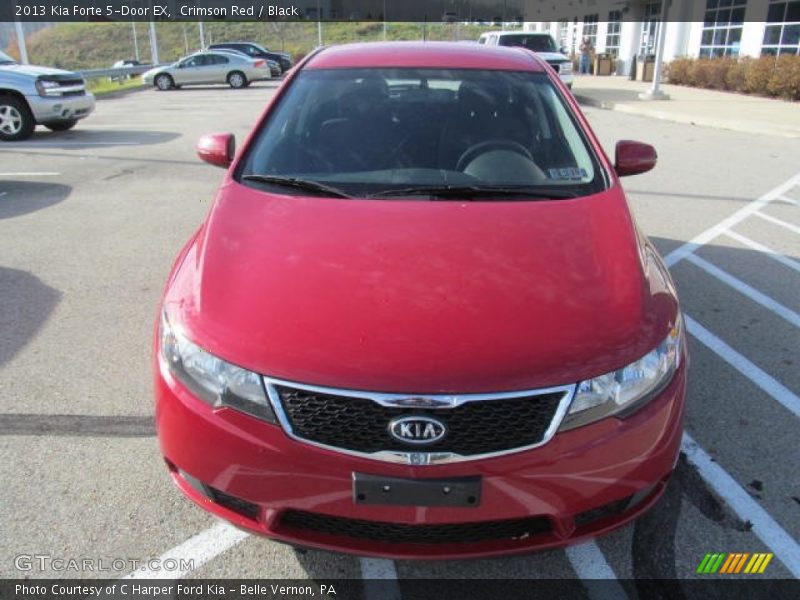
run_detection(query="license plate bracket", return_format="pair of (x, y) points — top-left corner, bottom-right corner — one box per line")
(352, 472), (481, 507)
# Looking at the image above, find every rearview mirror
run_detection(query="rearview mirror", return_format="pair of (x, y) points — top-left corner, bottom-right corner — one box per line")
(614, 140), (657, 177)
(196, 133), (235, 168)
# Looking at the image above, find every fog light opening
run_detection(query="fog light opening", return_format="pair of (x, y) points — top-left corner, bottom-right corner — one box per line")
(208, 486), (261, 521)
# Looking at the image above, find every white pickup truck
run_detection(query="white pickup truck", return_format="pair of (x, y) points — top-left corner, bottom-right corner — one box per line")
(477, 32), (574, 89)
(0, 49), (95, 141)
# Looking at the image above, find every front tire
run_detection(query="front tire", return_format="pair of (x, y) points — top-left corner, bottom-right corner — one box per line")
(44, 119), (78, 132)
(227, 71), (247, 89)
(0, 96), (35, 141)
(154, 74), (174, 91)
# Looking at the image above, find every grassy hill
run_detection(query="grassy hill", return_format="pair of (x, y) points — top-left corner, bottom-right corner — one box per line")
(5, 21), (490, 70)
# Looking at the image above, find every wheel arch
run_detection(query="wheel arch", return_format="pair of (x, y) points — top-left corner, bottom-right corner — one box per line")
(0, 88), (32, 110)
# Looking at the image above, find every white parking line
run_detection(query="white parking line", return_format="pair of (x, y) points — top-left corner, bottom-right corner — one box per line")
(777, 195), (798, 207)
(682, 432), (800, 578)
(723, 230), (800, 274)
(664, 173), (800, 268)
(123, 521), (248, 579)
(753, 211), (800, 235)
(655, 172), (800, 579)
(565, 541), (627, 599)
(360, 558), (402, 600)
(684, 314), (800, 418)
(685, 254), (800, 328)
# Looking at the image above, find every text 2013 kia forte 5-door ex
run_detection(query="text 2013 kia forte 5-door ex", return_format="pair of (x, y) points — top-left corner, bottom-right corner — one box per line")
(155, 42), (687, 559)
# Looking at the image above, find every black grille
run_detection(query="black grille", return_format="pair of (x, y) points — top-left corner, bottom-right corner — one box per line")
(546, 61), (561, 73)
(276, 386), (565, 456)
(279, 510), (551, 544)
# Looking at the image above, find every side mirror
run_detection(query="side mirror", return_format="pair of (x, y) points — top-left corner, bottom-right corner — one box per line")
(196, 133), (235, 168)
(615, 140), (657, 177)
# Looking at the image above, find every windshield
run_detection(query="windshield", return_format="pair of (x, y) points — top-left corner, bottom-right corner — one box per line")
(238, 68), (603, 199)
(0, 50), (16, 65)
(498, 35), (558, 53)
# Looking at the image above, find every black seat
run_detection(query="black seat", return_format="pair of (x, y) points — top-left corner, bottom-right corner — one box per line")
(438, 81), (531, 171)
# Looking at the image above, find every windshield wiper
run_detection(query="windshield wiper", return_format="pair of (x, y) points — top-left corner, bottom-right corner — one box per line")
(371, 185), (579, 200)
(242, 174), (353, 199)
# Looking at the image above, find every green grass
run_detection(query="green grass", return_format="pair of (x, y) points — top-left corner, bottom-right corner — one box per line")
(86, 76), (145, 97)
(6, 21), (493, 71)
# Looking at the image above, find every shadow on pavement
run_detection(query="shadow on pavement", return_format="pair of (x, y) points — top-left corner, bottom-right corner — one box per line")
(21, 129), (181, 148)
(0, 180), (71, 220)
(153, 82), (280, 93)
(0, 266), (61, 366)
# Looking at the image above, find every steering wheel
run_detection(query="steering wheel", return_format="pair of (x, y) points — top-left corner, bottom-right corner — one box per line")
(456, 139), (534, 172)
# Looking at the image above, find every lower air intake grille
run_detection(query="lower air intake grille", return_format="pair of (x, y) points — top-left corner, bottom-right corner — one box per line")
(279, 510), (551, 544)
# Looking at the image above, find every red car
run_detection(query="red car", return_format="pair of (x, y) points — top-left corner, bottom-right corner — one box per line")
(155, 42), (686, 559)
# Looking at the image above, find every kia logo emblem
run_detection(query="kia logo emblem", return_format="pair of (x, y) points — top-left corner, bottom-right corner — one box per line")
(388, 416), (446, 445)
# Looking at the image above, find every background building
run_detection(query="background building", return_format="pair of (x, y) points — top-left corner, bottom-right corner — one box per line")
(524, 0), (800, 76)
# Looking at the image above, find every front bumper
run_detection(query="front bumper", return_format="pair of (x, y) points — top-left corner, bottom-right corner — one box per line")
(27, 92), (95, 124)
(155, 361), (686, 559)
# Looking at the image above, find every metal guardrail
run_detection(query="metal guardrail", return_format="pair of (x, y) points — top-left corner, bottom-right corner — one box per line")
(79, 64), (166, 79)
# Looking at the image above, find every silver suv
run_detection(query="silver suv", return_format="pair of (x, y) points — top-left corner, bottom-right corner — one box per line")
(0, 50), (95, 141)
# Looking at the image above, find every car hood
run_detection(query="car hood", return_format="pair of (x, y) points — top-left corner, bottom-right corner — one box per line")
(165, 183), (677, 393)
(0, 63), (82, 78)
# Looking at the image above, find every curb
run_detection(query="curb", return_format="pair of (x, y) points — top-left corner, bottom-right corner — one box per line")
(574, 94), (616, 110)
(574, 93), (800, 139)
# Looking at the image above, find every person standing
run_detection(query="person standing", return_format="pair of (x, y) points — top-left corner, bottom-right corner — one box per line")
(579, 36), (593, 75)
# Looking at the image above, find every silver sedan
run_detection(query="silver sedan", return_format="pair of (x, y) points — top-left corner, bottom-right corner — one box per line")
(142, 51), (271, 90)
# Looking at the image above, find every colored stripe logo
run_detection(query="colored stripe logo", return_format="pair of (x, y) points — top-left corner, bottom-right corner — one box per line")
(697, 552), (773, 574)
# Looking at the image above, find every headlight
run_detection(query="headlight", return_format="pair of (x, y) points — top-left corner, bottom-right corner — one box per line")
(560, 61), (573, 73)
(559, 316), (683, 431)
(159, 313), (278, 424)
(35, 79), (61, 96)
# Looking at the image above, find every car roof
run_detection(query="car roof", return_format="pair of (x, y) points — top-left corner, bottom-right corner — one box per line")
(211, 42), (262, 47)
(205, 49), (250, 59)
(306, 42), (546, 72)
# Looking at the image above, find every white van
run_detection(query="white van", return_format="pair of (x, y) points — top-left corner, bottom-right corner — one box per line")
(478, 32), (574, 89)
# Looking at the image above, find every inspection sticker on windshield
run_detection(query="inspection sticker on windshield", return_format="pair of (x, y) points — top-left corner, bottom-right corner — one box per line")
(549, 167), (587, 180)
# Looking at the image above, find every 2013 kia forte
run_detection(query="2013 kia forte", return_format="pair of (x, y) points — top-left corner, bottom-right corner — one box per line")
(154, 42), (687, 559)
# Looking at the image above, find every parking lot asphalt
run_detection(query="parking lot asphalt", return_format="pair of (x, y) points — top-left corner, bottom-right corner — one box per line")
(0, 82), (798, 592)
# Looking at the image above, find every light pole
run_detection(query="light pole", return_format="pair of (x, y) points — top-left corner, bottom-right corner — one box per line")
(14, 20), (29, 65)
(199, 22), (206, 49)
(132, 23), (140, 62)
(149, 21), (159, 65)
(383, 0), (387, 41)
(317, 0), (323, 47)
(640, 0), (671, 100)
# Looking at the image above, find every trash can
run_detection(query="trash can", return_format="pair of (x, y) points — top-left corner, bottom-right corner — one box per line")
(594, 54), (614, 76)
(636, 56), (656, 82)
